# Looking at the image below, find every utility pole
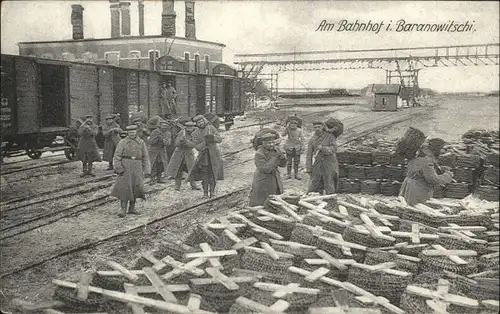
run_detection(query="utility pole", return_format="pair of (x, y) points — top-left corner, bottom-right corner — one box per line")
(293, 46), (296, 93)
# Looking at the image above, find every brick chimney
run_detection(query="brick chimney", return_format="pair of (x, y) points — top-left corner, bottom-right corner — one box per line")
(71, 4), (84, 40)
(109, 0), (120, 38)
(161, 0), (176, 37)
(120, 2), (131, 36)
(185, 1), (196, 39)
(138, 0), (145, 36)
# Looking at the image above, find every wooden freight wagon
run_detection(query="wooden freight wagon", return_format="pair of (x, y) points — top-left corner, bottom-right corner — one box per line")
(0, 54), (76, 160)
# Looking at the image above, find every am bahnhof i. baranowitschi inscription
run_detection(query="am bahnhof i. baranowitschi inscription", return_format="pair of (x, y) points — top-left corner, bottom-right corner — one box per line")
(316, 19), (477, 34)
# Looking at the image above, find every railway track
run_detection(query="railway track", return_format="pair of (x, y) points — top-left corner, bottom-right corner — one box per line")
(0, 110), (414, 279)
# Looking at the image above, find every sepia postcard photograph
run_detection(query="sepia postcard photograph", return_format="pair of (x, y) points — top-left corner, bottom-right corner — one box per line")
(0, 0), (499, 313)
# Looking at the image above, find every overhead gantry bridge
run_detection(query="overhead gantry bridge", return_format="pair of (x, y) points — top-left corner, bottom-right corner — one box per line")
(234, 43), (499, 105)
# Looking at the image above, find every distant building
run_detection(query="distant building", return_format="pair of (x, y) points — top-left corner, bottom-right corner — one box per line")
(371, 84), (401, 111)
(17, 1), (226, 74)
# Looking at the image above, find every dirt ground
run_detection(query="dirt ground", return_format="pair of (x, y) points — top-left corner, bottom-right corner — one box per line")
(0, 94), (498, 311)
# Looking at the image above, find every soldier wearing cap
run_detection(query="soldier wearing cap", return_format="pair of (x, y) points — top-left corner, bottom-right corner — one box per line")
(77, 115), (101, 177)
(133, 117), (150, 140)
(165, 120), (201, 191)
(306, 118), (341, 195)
(186, 115), (223, 198)
(249, 132), (287, 206)
(400, 137), (453, 206)
(147, 119), (171, 184)
(110, 125), (151, 217)
(102, 114), (122, 170)
(282, 115), (305, 180)
(160, 81), (177, 120)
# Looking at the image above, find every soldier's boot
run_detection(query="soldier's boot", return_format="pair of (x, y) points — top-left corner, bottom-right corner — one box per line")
(157, 169), (166, 183)
(149, 176), (157, 185)
(88, 163), (96, 177)
(107, 162), (113, 171)
(129, 200), (140, 215)
(286, 164), (292, 179)
(118, 200), (127, 217)
(294, 164), (301, 180)
(209, 180), (216, 198)
(190, 182), (201, 190)
(80, 162), (88, 177)
(175, 179), (182, 191)
(202, 181), (209, 198)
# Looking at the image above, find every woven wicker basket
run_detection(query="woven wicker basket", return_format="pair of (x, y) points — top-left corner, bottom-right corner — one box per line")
(372, 151), (392, 165)
(184, 225), (219, 248)
(475, 185), (500, 202)
(53, 286), (105, 313)
(355, 151), (373, 165)
(400, 209), (445, 228)
(343, 226), (395, 249)
(436, 235), (489, 257)
(241, 249), (293, 281)
(365, 165), (385, 180)
(91, 261), (151, 292)
(310, 288), (383, 313)
(192, 282), (250, 313)
(339, 163), (349, 178)
(343, 180), (362, 194)
(445, 212), (493, 228)
(419, 251), (478, 276)
(364, 249), (419, 274)
(390, 154), (406, 166)
(347, 266), (413, 306)
(302, 214), (347, 234)
(400, 282), (477, 314)
(453, 167), (475, 183)
(373, 201), (400, 217)
(478, 255), (499, 272)
(316, 235), (365, 263)
(380, 181), (401, 196)
(438, 153), (458, 168)
(247, 286), (319, 313)
(483, 166), (499, 186)
(284, 268), (338, 293)
(337, 151), (356, 164)
(289, 224), (319, 247)
(433, 185), (446, 199)
(384, 166), (404, 182)
(347, 165), (366, 180)
(456, 154), (481, 168)
(485, 151), (500, 167)
(250, 216), (295, 241)
(361, 180), (381, 195)
(100, 299), (134, 314)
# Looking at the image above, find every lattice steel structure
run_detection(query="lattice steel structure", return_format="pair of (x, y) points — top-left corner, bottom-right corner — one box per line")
(235, 43), (500, 105)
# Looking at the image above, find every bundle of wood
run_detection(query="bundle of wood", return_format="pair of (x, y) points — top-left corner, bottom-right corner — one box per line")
(17, 193), (499, 314)
(462, 129), (499, 149)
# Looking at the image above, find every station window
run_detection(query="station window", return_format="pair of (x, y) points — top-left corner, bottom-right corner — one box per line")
(204, 55), (210, 74)
(128, 50), (141, 58)
(104, 51), (120, 66)
(194, 54), (200, 73)
(382, 97), (388, 107)
(149, 50), (160, 70)
(184, 52), (190, 72)
(61, 52), (75, 61)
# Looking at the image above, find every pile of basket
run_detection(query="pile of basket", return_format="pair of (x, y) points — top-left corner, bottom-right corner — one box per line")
(15, 193), (499, 314)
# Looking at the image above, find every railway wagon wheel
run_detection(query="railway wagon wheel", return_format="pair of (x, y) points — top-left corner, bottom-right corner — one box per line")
(64, 147), (77, 161)
(26, 148), (42, 159)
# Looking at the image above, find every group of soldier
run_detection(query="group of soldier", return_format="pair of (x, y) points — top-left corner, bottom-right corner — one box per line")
(73, 101), (453, 217)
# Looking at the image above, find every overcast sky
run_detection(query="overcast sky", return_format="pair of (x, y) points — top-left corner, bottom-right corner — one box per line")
(1, 0), (499, 92)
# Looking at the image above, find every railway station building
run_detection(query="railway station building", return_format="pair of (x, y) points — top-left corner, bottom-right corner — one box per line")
(17, 1), (227, 75)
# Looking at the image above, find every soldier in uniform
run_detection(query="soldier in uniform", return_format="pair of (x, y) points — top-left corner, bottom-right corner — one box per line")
(111, 125), (151, 217)
(186, 115), (223, 198)
(148, 120), (171, 184)
(249, 132), (287, 206)
(77, 115), (101, 177)
(102, 114), (122, 170)
(160, 82), (177, 120)
(166, 121), (201, 191)
(133, 117), (150, 140)
(306, 118), (342, 195)
(282, 116), (305, 180)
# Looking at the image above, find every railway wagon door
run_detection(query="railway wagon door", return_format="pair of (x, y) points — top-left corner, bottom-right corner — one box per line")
(232, 79), (241, 113)
(1, 55), (17, 136)
(196, 75), (206, 115)
(175, 74), (190, 118)
(39, 63), (69, 128)
(69, 65), (98, 123)
(224, 79), (232, 113)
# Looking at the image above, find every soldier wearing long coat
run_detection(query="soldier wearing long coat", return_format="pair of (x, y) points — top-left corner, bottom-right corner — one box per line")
(77, 115), (101, 177)
(160, 82), (177, 119)
(249, 133), (287, 206)
(186, 115), (223, 198)
(400, 138), (454, 206)
(306, 119), (341, 195)
(133, 117), (150, 141)
(102, 114), (122, 170)
(165, 121), (200, 191)
(110, 125), (151, 217)
(148, 120), (172, 184)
